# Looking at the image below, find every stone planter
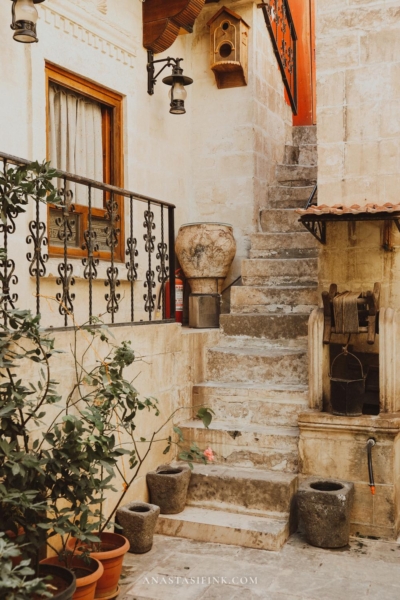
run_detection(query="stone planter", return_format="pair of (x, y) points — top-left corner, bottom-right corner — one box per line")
(175, 222), (236, 294)
(116, 502), (160, 554)
(297, 478), (354, 548)
(146, 464), (191, 514)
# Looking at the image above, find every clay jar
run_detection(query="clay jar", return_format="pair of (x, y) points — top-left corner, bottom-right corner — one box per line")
(66, 532), (129, 600)
(116, 502), (160, 554)
(175, 223), (236, 294)
(146, 464), (191, 514)
(41, 556), (104, 600)
(297, 478), (355, 548)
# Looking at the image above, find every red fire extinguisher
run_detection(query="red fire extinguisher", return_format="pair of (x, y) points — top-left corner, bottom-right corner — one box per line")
(165, 269), (184, 323)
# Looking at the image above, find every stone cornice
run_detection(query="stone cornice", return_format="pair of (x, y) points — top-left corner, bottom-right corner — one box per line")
(40, 0), (137, 69)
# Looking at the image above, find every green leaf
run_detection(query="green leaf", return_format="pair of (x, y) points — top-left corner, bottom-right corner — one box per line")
(173, 426), (184, 442)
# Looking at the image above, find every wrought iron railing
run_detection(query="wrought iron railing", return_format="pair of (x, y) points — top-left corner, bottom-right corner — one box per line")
(0, 152), (176, 329)
(258, 0), (297, 115)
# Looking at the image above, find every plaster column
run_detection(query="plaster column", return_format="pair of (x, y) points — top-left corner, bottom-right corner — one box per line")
(379, 307), (400, 413)
(308, 308), (328, 411)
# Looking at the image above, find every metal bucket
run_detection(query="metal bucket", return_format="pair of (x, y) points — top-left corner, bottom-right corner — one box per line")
(330, 351), (366, 416)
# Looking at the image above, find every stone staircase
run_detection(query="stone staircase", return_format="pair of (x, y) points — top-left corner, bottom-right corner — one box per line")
(156, 126), (318, 551)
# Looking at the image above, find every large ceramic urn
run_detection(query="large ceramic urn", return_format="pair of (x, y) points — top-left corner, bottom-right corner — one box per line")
(175, 222), (236, 294)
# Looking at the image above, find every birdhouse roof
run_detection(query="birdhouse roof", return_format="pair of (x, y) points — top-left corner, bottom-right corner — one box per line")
(206, 6), (250, 28)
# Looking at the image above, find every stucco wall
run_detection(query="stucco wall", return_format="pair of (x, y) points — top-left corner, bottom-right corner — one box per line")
(30, 322), (219, 519)
(190, 0), (291, 279)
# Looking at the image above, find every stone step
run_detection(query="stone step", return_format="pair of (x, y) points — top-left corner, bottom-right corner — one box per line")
(260, 209), (304, 233)
(251, 232), (317, 251)
(179, 420), (299, 472)
(284, 144), (317, 167)
(206, 345), (308, 385)
(250, 247), (317, 260)
(186, 463), (298, 515)
(267, 185), (317, 209)
(230, 285), (318, 315)
(292, 125), (317, 146)
(220, 313), (310, 340)
(155, 506), (290, 551)
(193, 381), (309, 427)
(241, 258), (318, 287)
(276, 164), (317, 187)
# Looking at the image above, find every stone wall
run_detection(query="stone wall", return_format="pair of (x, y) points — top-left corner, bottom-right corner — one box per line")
(317, 0), (400, 208)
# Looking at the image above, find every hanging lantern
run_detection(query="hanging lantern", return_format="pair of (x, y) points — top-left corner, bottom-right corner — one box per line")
(10, 0), (45, 44)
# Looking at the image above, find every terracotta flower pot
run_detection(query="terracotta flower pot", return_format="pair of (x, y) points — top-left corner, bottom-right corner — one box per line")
(175, 222), (236, 294)
(41, 556), (104, 600)
(116, 502), (160, 554)
(66, 532), (129, 600)
(146, 464), (191, 514)
(39, 563), (76, 600)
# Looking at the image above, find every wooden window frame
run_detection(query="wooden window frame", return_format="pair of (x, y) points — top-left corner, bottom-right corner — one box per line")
(45, 63), (124, 262)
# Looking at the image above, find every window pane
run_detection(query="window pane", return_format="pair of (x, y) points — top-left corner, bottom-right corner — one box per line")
(49, 208), (81, 248)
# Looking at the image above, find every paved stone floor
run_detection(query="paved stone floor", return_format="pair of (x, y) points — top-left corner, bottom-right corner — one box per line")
(119, 533), (400, 600)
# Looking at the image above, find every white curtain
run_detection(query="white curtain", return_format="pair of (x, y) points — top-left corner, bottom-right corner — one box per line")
(49, 83), (104, 208)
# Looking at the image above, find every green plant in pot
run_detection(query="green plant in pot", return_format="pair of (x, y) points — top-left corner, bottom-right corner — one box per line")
(0, 307), (79, 600)
(0, 162), (99, 599)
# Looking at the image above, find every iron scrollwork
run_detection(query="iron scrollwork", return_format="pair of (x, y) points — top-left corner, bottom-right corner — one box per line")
(143, 207), (156, 316)
(0, 214), (19, 312)
(82, 229), (99, 281)
(26, 219), (48, 278)
(104, 196), (121, 318)
(143, 209), (156, 253)
(56, 262), (76, 315)
(156, 241), (169, 284)
(126, 236), (139, 283)
(0, 259), (18, 309)
(144, 268), (156, 314)
(258, 0), (297, 114)
(55, 188), (75, 321)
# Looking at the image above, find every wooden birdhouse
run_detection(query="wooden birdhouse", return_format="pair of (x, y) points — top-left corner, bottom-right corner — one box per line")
(207, 6), (250, 89)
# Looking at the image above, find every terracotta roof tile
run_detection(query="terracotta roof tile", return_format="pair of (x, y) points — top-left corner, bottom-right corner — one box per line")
(296, 203), (400, 217)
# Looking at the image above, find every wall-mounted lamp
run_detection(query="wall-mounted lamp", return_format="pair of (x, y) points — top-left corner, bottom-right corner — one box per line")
(147, 50), (193, 115)
(10, 0), (45, 44)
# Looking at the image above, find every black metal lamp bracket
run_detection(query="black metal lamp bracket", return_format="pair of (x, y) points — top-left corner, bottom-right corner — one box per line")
(147, 50), (183, 95)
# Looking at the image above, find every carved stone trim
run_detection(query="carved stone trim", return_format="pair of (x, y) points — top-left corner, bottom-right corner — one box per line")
(41, 3), (136, 68)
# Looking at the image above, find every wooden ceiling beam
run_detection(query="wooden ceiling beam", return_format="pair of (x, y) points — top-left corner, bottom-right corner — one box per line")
(143, 0), (206, 53)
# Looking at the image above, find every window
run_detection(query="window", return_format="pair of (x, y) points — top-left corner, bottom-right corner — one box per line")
(45, 63), (124, 260)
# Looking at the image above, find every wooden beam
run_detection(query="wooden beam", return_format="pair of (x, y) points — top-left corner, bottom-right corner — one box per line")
(143, 0), (205, 53)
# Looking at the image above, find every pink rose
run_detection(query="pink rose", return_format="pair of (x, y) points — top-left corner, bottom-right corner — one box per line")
(203, 447), (215, 462)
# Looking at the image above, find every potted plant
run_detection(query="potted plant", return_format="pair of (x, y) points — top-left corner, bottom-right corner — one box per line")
(0, 533), (76, 600)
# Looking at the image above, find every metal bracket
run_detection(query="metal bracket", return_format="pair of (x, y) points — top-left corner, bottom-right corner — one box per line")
(300, 219), (326, 244)
(393, 218), (400, 233)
